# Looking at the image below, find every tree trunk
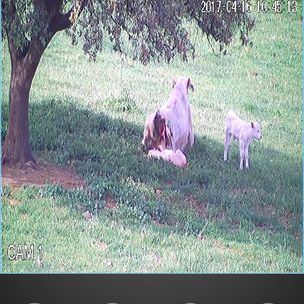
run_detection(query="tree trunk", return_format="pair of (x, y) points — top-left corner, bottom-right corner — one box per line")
(2, 1), (87, 167)
(2, 43), (43, 168)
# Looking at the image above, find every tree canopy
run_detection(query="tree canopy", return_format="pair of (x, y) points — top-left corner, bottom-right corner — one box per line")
(2, 0), (254, 63)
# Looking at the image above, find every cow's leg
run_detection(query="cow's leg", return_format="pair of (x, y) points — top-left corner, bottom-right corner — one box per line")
(224, 130), (232, 161)
(188, 106), (194, 147)
(239, 140), (245, 170)
(189, 122), (194, 148)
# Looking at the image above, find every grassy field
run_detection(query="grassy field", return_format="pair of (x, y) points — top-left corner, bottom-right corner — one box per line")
(1, 10), (302, 273)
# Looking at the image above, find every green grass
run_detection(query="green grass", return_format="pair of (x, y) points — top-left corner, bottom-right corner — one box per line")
(1, 11), (302, 273)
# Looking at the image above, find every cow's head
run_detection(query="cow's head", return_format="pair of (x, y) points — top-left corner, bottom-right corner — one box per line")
(141, 109), (166, 153)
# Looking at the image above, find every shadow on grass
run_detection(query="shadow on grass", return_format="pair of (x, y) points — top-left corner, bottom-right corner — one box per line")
(3, 98), (302, 256)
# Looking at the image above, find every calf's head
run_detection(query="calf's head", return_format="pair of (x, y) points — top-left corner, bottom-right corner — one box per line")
(172, 77), (194, 93)
(142, 110), (166, 152)
(251, 122), (262, 140)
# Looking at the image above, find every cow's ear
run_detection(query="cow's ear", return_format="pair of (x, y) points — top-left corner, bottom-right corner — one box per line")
(187, 78), (194, 91)
(153, 110), (165, 138)
(251, 122), (254, 128)
(172, 79), (177, 89)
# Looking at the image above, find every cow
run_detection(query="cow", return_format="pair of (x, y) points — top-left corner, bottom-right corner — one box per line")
(142, 77), (194, 156)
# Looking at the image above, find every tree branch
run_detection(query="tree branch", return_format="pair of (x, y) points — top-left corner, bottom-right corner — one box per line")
(5, 0), (27, 61)
(23, 0), (88, 76)
(50, 0), (88, 33)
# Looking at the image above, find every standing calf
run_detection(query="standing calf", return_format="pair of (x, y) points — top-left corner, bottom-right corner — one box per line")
(224, 110), (262, 170)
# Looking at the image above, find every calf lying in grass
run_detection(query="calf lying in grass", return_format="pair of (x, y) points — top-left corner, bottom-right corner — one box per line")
(148, 149), (187, 168)
(224, 110), (262, 170)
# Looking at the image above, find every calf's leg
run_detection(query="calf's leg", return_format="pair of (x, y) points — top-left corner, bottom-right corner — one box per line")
(224, 131), (232, 161)
(244, 142), (250, 169)
(239, 140), (245, 170)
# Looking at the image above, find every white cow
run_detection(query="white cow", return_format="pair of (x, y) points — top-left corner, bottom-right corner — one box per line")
(142, 77), (194, 155)
(224, 110), (262, 170)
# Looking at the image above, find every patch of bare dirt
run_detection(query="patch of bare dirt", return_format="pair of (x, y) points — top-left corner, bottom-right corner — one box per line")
(254, 204), (277, 218)
(151, 216), (167, 226)
(165, 180), (173, 186)
(2, 162), (86, 190)
(279, 211), (293, 229)
(213, 209), (227, 221)
(104, 193), (118, 209)
(186, 193), (207, 216)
